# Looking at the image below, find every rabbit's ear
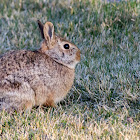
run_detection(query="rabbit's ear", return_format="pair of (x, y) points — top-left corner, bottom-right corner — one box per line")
(37, 20), (45, 39)
(43, 22), (55, 43)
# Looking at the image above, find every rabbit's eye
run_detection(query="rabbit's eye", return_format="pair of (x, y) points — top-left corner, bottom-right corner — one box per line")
(64, 44), (70, 49)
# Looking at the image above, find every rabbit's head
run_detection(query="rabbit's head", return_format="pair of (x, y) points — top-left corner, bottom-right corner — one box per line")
(37, 20), (80, 69)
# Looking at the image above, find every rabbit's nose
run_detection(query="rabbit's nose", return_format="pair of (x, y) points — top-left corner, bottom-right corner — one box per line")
(76, 49), (80, 61)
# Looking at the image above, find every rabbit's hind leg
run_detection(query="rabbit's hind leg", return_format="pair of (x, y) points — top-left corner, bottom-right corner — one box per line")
(0, 88), (35, 113)
(0, 94), (34, 113)
(0, 94), (22, 113)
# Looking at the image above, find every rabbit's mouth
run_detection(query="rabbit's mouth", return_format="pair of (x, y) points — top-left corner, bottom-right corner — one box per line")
(53, 57), (79, 69)
(65, 60), (80, 69)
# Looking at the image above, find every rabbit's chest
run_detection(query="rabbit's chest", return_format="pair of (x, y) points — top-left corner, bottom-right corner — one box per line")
(34, 68), (74, 105)
(53, 71), (75, 103)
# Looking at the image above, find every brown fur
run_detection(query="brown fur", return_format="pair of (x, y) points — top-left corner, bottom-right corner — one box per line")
(0, 21), (80, 112)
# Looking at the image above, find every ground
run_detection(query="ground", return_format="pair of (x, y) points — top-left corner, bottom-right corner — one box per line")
(0, 0), (139, 139)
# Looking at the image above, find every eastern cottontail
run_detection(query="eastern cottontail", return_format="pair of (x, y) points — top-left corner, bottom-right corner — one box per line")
(0, 20), (80, 112)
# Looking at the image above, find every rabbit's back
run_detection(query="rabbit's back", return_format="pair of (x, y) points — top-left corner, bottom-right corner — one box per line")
(0, 50), (44, 79)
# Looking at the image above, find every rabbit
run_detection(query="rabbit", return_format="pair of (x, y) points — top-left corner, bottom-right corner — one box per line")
(0, 20), (80, 112)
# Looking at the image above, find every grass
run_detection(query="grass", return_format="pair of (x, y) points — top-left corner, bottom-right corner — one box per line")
(0, 0), (140, 139)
